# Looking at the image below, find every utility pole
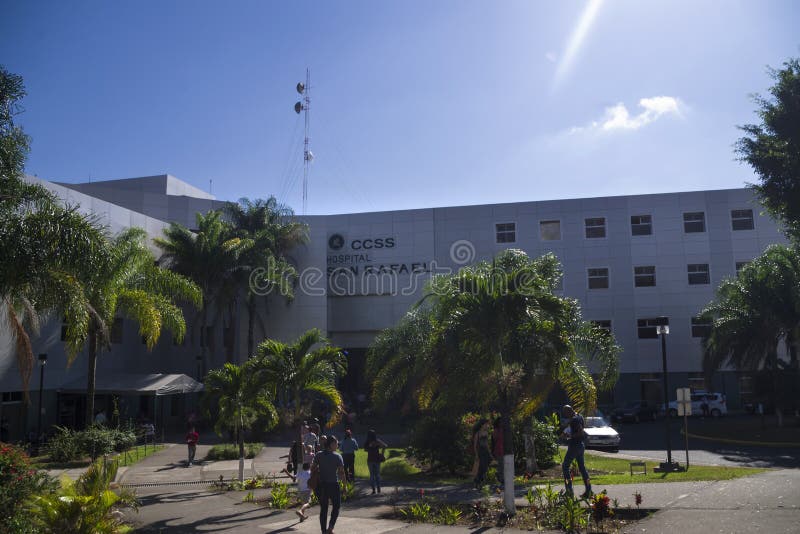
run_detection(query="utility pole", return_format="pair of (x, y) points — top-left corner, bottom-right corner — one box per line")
(294, 69), (312, 214)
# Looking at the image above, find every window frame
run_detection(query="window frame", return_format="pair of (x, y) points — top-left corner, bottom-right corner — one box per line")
(735, 260), (750, 275)
(630, 214), (653, 236)
(687, 263), (710, 285)
(584, 217), (607, 239)
(587, 267), (610, 289)
(633, 265), (656, 287)
(683, 211), (706, 233)
(539, 219), (562, 242)
(494, 221), (516, 244)
(691, 316), (712, 338)
(731, 209), (755, 231)
(637, 317), (668, 339)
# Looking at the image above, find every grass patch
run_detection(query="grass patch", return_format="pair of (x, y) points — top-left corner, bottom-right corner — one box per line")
(116, 444), (165, 466)
(353, 448), (421, 481)
(206, 443), (263, 461)
(517, 449), (767, 485)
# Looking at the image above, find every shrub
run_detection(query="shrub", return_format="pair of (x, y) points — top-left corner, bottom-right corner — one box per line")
(407, 414), (472, 474)
(206, 443), (263, 461)
(109, 429), (137, 452)
(269, 481), (291, 509)
(0, 443), (56, 533)
(47, 426), (82, 463)
(79, 425), (117, 459)
(511, 417), (559, 470)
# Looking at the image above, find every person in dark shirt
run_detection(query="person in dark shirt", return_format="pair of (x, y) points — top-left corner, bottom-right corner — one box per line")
(312, 435), (346, 534)
(560, 405), (591, 498)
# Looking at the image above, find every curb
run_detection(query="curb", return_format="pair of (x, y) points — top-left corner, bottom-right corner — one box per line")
(682, 429), (800, 448)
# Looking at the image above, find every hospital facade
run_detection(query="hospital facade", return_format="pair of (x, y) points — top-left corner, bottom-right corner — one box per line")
(0, 174), (786, 440)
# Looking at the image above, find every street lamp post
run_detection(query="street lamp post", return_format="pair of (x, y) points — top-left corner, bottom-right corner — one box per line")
(36, 353), (48, 453)
(655, 319), (683, 472)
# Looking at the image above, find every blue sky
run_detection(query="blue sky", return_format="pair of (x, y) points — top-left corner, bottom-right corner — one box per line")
(2, 1), (798, 214)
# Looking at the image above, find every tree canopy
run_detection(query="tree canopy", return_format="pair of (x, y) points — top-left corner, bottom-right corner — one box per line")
(737, 57), (800, 242)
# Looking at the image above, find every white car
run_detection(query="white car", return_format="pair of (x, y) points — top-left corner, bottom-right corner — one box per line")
(666, 391), (728, 417)
(582, 416), (621, 452)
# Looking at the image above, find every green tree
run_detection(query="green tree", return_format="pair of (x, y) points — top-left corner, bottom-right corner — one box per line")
(252, 328), (347, 429)
(701, 244), (800, 426)
(154, 211), (251, 372)
(367, 250), (620, 513)
(202, 362), (277, 481)
(737, 57), (800, 242)
(1, 66), (107, 395)
(76, 228), (202, 423)
(224, 197), (307, 356)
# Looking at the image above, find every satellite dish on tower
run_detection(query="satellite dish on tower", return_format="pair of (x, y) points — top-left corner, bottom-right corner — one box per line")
(294, 101), (303, 114)
(296, 82), (305, 94)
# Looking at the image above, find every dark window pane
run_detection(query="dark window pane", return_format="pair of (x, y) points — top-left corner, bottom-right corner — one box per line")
(683, 212), (706, 233)
(731, 209), (754, 230)
(634, 266), (656, 287)
(631, 215), (652, 236)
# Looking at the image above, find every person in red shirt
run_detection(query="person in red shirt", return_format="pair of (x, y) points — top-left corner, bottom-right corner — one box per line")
(186, 426), (199, 467)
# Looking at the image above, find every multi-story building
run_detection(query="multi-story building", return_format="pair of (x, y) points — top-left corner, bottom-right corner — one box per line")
(0, 175), (786, 440)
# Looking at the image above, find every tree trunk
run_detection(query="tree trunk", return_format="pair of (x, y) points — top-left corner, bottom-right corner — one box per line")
(199, 306), (208, 379)
(238, 426), (245, 482)
(524, 427), (537, 474)
(247, 295), (255, 358)
(85, 325), (98, 426)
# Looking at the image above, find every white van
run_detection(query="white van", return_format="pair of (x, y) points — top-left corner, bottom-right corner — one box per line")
(667, 391), (727, 417)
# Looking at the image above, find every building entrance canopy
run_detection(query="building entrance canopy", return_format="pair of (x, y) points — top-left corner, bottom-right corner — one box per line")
(58, 373), (203, 396)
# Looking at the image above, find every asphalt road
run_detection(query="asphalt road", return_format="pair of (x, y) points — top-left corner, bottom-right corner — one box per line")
(593, 416), (799, 468)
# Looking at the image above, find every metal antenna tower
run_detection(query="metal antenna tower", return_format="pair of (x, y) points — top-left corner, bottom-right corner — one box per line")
(294, 69), (312, 214)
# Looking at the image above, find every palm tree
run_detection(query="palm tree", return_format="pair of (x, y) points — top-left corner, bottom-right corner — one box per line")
(224, 197), (308, 356)
(75, 227), (202, 423)
(367, 249), (620, 513)
(154, 211), (251, 372)
(203, 362), (277, 481)
(701, 244), (800, 426)
(252, 328), (347, 429)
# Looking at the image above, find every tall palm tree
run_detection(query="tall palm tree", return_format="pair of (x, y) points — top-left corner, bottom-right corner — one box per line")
(203, 362), (277, 481)
(252, 328), (347, 428)
(76, 227), (202, 423)
(154, 211), (251, 372)
(224, 197), (308, 356)
(368, 249), (620, 513)
(701, 244), (800, 426)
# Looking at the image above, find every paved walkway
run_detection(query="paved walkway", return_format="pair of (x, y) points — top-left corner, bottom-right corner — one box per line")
(112, 439), (800, 533)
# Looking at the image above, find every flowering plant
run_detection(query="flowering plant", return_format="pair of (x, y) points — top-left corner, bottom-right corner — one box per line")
(590, 490), (613, 526)
(0, 443), (54, 528)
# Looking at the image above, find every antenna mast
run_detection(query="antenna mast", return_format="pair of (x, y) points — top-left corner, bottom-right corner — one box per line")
(294, 69), (311, 214)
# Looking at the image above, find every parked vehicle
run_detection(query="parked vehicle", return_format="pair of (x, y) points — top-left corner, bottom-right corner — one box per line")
(666, 391), (727, 417)
(612, 400), (657, 423)
(582, 416), (621, 452)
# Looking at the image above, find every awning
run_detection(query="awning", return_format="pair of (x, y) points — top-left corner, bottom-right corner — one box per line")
(58, 373), (204, 396)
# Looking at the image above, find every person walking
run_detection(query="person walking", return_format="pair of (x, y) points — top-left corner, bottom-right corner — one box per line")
(560, 405), (591, 498)
(284, 461), (313, 522)
(313, 435), (346, 534)
(472, 419), (491, 489)
(364, 429), (387, 494)
(186, 425), (199, 467)
(339, 429), (359, 482)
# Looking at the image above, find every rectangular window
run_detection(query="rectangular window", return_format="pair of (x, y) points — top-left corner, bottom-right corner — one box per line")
(200, 326), (214, 348)
(691, 317), (712, 338)
(637, 317), (668, 339)
(539, 220), (561, 241)
(223, 326), (234, 349)
(634, 266), (656, 287)
(731, 209), (754, 231)
(735, 261), (750, 275)
(495, 222), (516, 244)
(631, 214), (652, 236)
(1, 391), (23, 403)
(592, 320), (612, 332)
(683, 212), (706, 233)
(587, 268), (609, 289)
(110, 317), (124, 344)
(688, 263), (710, 285)
(585, 217), (606, 238)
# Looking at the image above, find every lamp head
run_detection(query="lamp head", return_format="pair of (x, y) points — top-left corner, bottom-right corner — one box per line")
(38, 353), (48, 365)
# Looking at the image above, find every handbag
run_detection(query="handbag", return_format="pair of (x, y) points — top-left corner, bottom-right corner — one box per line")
(307, 462), (320, 491)
(377, 452), (386, 463)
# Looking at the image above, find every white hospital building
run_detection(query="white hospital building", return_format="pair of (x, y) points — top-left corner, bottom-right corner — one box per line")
(0, 174), (786, 440)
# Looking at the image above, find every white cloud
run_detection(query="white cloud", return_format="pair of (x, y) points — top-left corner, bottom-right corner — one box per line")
(570, 96), (683, 134)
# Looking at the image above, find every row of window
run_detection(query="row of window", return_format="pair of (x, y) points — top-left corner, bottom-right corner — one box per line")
(582, 261), (749, 289)
(60, 319), (233, 348)
(593, 317), (711, 339)
(494, 209), (755, 243)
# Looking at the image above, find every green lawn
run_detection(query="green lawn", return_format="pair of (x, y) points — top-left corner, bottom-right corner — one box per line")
(517, 450), (767, 485)
(206, 442), (264, 461)
(116, 444), (165, 467)
(348, 447), (766, 487)
(32, 444), (165, 469)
